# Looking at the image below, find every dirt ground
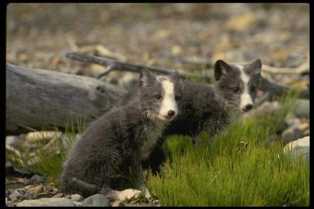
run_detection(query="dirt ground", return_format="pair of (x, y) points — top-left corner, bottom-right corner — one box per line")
(7, 4), (309, 77)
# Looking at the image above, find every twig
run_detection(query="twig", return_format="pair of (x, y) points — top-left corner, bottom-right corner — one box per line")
(262, 62), (309, 74)
(262, 52), (309, 75)
(65, 52), (182, 78)
(96, 65), (116, 79)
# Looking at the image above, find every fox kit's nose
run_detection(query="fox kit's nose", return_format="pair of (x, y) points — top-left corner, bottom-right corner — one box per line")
(242, 104), (253, 112)
(167, 110), (176, 119)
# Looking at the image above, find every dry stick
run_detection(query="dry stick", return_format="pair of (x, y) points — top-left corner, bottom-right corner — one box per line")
(263, 51), (309, 75)
(65, 52), (181, 78)
(65, 52), (206, 80)
(262, 61), (309, 75)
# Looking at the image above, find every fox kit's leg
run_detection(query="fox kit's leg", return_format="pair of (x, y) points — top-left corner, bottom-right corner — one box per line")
(132, 164), (151, 198)
(71, 176), (113, 196)
(142, 142), (167, 174)
(70, 177), (101, 196)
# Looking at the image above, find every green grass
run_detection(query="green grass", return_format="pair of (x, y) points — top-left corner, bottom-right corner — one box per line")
(30, 119), (87, 185)
(146, 91), (309, 206)
(6, 119), (87, 185)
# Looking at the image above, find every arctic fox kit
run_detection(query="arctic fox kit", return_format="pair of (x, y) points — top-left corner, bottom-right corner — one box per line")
(60, 71), (181, 197)
(143, 59), (262, 172)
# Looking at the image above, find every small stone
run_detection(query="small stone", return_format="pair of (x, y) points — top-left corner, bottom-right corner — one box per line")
(70, 194), (83, 201)
(281, 125), (304, 143)
(107, 189), (142, 202)
(16, 197), (75, 207)
(285, 115), (301, 127)
(294, 99), (309, 119)
(6, 136), (19, 146)
(82, 194), (110, 207)
(52, 193), (64, 198)
(9, 190), (20, 201)
(29, 174), (45, 184)
(284, 136), (309, 161)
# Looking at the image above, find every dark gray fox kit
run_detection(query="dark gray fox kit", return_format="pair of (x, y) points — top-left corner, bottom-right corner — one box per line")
(60, 71), (181, 197)
(143, 59), (262, 173)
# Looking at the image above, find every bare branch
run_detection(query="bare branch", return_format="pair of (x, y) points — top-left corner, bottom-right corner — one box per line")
(262, 51), (309, 75)
(65, 52), (181, 77)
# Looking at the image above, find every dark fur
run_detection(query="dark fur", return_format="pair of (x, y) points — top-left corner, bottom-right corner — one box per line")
(143, 59), (262, 173)
(60, 71), (180, 197)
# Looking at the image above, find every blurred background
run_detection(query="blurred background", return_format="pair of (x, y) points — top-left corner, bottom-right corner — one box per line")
(7, 4), (309, 76)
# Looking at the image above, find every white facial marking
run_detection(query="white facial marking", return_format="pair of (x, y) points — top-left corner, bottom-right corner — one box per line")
(157, 76), (178, 120)
(237, 65), (253, 111)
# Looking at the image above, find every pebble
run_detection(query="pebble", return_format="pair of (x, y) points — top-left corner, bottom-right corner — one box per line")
(5, 136), (19, 146)
(293, 99), (309, 119)
(82, 194), (110, 207)
(53, 193), (64, 198)
(16, 197), (75, 207)
(284, 136), (309, 161)
(9, 190), (23, 202)
(29, 174), (45, 184)
(70, 194), (83, 201)
(281, 125), (304, 143)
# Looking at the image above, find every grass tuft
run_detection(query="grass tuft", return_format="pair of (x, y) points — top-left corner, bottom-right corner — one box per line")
(147, 91), (309, 206)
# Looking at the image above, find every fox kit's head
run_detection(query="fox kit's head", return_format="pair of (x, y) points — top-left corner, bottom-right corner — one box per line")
(214, 59), (262, 113)
(139, 70), (181, 122)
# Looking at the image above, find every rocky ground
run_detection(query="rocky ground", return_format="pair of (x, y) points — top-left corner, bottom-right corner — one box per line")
(6, 3), (309, 207)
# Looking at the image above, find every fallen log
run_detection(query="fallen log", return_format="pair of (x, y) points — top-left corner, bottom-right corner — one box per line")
(6, 64), (126, 135)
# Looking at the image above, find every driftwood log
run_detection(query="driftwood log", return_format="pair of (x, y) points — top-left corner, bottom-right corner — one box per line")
(6, 64), (126, 135)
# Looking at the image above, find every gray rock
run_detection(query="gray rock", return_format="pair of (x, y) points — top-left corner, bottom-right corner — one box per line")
(9, 190), (24, 202)
(70, 194), (83, 201)
(16, 197), (75, 207)
(284, 115), (301, 127)
(82, 194), (110, 207)
(30, 174), (45, 184)
(5, 136), (19, 146)
(281, 125), (304, 143)
(294, 99), (309, 119)
(284, 136), (309, 161)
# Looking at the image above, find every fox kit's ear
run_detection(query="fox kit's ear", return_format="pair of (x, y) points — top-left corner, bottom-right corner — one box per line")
(214, 60), (232, 81)
(246, 59), (262, 75)
(139, 70), (155, 87)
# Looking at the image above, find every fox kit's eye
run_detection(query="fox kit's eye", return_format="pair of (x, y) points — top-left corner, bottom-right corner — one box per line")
(155, 94), (162, 100)
(250, 85), (256, 92)
(233, 86), (240, 93)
